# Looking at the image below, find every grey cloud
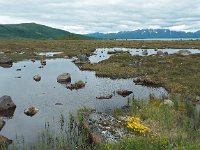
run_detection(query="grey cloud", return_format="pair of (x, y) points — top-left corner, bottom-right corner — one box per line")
(0, 0), (199, 33)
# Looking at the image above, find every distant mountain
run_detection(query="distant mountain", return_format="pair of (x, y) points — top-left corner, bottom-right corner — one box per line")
(86, 29), (200, 39)
(0, 23), (90, 40)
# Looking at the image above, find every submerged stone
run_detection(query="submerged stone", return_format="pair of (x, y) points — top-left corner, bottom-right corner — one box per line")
(66, 80), (86, 90)
(82, 110), (134, 144)
(96, 94), (113, 99)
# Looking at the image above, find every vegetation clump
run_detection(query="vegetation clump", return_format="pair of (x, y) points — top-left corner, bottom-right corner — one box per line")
(127, 116), (150, 134)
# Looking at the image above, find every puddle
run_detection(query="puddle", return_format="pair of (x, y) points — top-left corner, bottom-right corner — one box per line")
(35, 52), (63, 57)
(89, 48), (200, 63)
(0, 58), (167, 146)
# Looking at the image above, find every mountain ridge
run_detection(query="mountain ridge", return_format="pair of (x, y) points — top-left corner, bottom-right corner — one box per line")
(86, 29), (200, 39)
(0, 23), (90, 40)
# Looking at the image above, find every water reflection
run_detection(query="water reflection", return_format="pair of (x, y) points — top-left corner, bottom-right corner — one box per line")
(0, 58), (167, 146)
(0, 64), (13, 68)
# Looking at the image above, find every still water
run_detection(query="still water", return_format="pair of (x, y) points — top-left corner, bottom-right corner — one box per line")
(0, 58), (167, 146)
(89, 48), (200, 63)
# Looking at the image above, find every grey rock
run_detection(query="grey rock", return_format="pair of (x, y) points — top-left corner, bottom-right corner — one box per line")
(117, 90), (133, 97)
(78, 54), (88, 61)
(66, 80), (85, 90)
(96, 94), (113, 99)
(0, 58), (13, 64)
(74, 54), (90, 64)
(0, 95), (16, 112)
(196, 96), (200, 102)
(0, 119), (5, 131)
(55, 103), (63, 105)
(57, 73), (71, 83)
(0, 64), (13, 68)
(157, 51), (164, 55)
(82, 111), (134, 144)
(31, 59), (36, 63)
(164, 52), (169, 55)
(163, 99), (174, 107)
(33, 75), (41, 82)
(142, 49), (148, 55)
(64, 56), (69, 59)
(40, 59), (46, 65)
(177, 50), (191, 56)
(24, 106), (39, 117)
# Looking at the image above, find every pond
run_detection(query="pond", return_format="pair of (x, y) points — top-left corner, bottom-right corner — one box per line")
(0, 58), (167, 147)
(89, 48), (200, 63)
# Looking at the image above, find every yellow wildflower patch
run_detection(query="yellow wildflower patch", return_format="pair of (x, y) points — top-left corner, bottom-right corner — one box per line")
(127, 117), (150, 134)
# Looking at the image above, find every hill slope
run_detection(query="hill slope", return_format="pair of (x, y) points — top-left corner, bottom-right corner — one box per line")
(0, 23), (90, 40)
(86, 29), (200, 39)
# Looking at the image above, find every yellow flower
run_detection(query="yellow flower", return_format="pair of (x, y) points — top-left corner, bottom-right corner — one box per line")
(126, 116), (150, 135)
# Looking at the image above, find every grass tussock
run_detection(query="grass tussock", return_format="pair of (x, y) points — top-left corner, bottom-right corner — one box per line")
(106, 95), (200, 149)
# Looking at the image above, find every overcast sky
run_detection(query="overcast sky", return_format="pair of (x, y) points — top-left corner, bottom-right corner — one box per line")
(0, 0), (199, 34)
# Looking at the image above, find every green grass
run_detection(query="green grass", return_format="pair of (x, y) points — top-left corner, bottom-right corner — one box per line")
(0, 39), (200, 58)
(3, 95), (200, 150)
(1, 39), (200, 149)
(103, 95), (200, 150)
(0, 23), (89, 40)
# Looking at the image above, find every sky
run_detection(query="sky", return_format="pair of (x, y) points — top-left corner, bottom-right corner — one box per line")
(0, 0), (199, 34)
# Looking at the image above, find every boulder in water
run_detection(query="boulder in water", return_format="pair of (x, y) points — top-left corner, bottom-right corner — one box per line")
(57, 73), (71, 83)
(33, 75), (41, 82)
(96, 94), (113, 99)
(0, 96), (16, 112)
(24, 106), (39, 117)
(177, 50), (191, 56)
(117, 90), (133, 97)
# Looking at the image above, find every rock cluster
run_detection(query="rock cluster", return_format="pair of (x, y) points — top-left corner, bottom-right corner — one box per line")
(82, 110), (133, 144)
(0, 58), (13, 68)
(74, 54), (90, 64)
(66, 80), (86, 90)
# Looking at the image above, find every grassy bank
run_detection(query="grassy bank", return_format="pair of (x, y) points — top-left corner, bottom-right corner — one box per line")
(2, 95), (200, 149)
(0, 40), (200, 60)
(82, 53), (200, 96)
(105, 95), (200, 149)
